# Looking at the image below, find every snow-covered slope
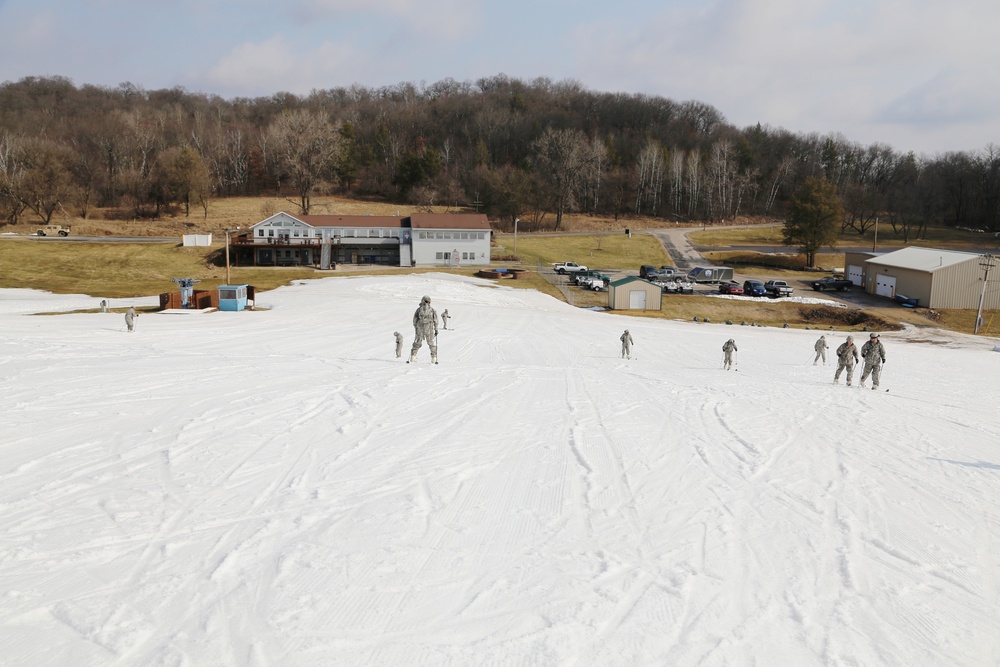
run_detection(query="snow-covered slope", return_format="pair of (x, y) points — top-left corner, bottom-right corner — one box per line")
(1, 274), (998, 666)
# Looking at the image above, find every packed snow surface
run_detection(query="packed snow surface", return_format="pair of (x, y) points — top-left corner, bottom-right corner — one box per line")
(1, 274), (999, 666)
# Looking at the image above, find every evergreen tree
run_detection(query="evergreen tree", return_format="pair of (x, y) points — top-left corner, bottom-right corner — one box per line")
(783, 176), (843, 267)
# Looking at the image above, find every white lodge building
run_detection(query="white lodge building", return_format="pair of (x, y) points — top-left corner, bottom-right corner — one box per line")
(237, 212), (492, 268)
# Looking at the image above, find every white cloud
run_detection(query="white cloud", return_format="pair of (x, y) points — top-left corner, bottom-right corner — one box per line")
(197, 36), (366, 95)
(559, 0), (1000, 152)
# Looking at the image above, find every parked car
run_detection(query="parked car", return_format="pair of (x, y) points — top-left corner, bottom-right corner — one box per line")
(639, 265), (659, 279)
(553, 261), (588, 275)
(809, 276), (853, 291)
(659, 266), (680, 277)
(719, 280), (744, 295)
(764, 279), (794, 297)
(742, 280), (767, 297)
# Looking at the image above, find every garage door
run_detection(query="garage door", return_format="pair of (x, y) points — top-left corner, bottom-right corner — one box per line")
(875, 274), (896, 298)
(847, 264), (863, 286)
(629, 289), (647, 309)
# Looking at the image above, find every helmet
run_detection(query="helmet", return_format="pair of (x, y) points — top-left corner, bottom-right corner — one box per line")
(870, 332), (879, 338)
(625, 329), (629, 334)
(421, 295), (431, 303)
(846, 336), (853, 342)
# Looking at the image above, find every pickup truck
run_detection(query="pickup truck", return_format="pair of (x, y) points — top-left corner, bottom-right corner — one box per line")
(553, 261), (589, 275)
(809, 276), (853, 291)
(764, 279), (794, 297)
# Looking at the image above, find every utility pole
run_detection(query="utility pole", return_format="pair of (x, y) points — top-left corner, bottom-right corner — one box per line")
(224, 227), (231, 285)
(872, 215), (879, 252)
(513, 218), (519, 260)
(975, 254), (995, 334)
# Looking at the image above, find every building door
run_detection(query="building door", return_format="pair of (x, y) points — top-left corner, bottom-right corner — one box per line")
(629, 290), (647, 309)
(875, 274), (896, 298)
(847, 264), (863, 286)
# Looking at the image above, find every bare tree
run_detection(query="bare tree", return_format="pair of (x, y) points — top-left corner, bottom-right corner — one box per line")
(5, 136), (78, 224)
(530, 127), (590, 230)
(634, 139), (665, 215)
(267, 109), (342, 214)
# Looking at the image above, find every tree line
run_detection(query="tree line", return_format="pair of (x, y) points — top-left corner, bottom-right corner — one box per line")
(1, 74), (999, 239)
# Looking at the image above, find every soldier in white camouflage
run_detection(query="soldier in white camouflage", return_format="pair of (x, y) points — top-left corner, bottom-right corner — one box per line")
(409, 295), (439, 364)
(620, 329), (633, 359)
(834, 335), (859, 385)
(859, 332), (886, 390)
(394, 331), (403, 358)
(813, 335), (828, 365)
(722, 339), (737, 370)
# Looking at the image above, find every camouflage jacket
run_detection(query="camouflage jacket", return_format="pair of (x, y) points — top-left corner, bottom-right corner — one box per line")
(836, 341), (859, 364)
(860, 340), (886, 365)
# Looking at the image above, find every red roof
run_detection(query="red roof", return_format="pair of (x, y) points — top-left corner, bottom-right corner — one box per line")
(296, 214), (405, 228)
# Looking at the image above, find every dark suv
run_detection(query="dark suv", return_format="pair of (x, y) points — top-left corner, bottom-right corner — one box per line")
(742, 280), (767, 297)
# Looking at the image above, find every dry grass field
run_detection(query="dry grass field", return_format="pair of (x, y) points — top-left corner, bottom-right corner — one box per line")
(2, 196), (996, 334)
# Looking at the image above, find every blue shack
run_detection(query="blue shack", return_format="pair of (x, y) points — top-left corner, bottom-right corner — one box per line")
(217, 284), (249, 311)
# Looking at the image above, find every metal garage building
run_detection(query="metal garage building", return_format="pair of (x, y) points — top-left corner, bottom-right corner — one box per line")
(607, 277), (662, 311)
(859, 247), (999, 309)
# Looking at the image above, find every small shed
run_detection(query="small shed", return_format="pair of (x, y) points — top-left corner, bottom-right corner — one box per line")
(608, 276), (662, 311)
(218, 284), (249, 311)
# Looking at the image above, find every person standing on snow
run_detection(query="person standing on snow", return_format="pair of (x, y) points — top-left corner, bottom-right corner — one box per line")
(409, 295), (439, 364)
(620, 329), (633, 359)
(393, 331), (403, 359)
(441, 309), (450, 330)
(814, 335), (828, 366)
(125, 306), (138, 332)
(834, 335), (860, 385)
(722, 338), (737, 370)
(859, 332), (887, 390)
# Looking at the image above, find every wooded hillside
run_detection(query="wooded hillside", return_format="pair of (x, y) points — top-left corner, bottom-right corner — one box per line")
(2, 74), (999, 241)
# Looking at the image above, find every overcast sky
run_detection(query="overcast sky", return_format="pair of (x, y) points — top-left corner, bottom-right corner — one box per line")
(2, 0), (998, 156)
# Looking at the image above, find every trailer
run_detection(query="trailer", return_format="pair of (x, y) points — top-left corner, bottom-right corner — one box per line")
(685, 266), (734, 284)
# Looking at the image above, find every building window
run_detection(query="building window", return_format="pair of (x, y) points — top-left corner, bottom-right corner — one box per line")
(268, 229), (274, 237)
(257, 229), (264, 237)
(436, 252), (444, 260)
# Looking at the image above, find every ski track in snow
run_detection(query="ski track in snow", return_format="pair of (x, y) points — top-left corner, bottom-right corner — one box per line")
(0, 273), (999, 666)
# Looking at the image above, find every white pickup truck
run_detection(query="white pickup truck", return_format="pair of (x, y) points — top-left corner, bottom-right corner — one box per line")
(553, 261), (589, 275)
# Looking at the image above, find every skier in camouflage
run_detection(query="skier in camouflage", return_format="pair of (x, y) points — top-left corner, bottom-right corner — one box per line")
(813, 335), (828, 365)
(722, 339), (737, 370)
(125, 306), (138, 332)
(834, 335), (859, 385)
(409, 295), (439, 364)
(441, 309), (450, 330)
(620, 329), (633, 359)
(394, 331), (403, 358)
(859, 332), (886, 390)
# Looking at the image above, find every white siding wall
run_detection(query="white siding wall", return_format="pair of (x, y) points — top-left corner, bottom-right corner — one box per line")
(410, 230), (491, 266)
